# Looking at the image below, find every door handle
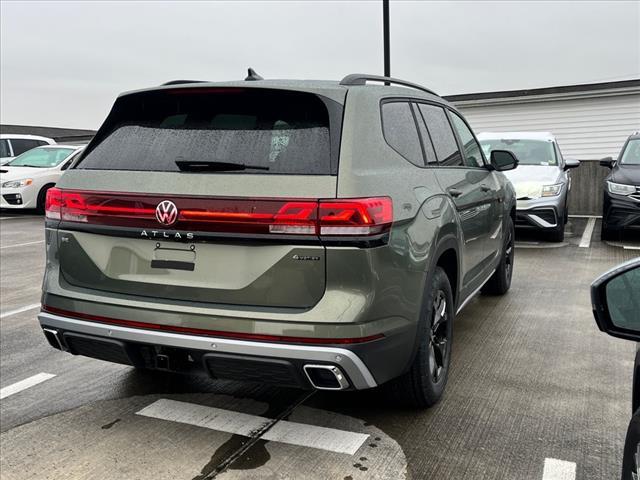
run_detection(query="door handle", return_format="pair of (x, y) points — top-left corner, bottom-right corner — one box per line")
(447, 188), (462, 198)
(480, 184), (491, 192)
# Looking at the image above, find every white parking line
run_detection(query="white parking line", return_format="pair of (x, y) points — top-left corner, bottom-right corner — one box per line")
(0, 240), (44, 249)
(0, 216), (31, 220)
(0, 303), (40, 319)
(137, 398), (369, 455)
(0, 373), (56, 400)
(578, 217), (596, 248)
(542, 458), (576, 480)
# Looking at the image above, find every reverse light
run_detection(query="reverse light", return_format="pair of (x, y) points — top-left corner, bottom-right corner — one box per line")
(541, 183), (563, 197)
(608, 181), (636, 196)
(45, 187), (63, 220)
(2, 178), (33, 188)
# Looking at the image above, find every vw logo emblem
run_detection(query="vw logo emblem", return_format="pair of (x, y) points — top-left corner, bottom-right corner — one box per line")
(155, 200), (179, 226)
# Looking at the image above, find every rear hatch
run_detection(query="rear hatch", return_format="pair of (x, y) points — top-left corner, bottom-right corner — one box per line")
(50, 86), (345, 309)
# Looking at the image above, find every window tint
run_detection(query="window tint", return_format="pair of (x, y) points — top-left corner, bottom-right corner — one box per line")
(10, 139), (42, 156)
(0, 139), (10, 157)
(381, 102), (424, 167)
(449, 112), (484, 168)
(413, 105), (438, 165)
(78, 89), (336, 175)
(417, 104), (462, 167)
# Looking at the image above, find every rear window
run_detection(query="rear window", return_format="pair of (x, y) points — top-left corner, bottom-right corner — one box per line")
(77, 88), (341, 175)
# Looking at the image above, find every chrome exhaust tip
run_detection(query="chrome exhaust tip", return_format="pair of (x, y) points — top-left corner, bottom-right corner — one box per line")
(42, 328), (66, 351)
(303, 364), (350, 390)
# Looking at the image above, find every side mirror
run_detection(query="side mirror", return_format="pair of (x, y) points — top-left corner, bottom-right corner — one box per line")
(489, 150), (518, 172)
(591, 259), (640, 341)
(564, 158), (580, 170)
(599, 156), (615, 168)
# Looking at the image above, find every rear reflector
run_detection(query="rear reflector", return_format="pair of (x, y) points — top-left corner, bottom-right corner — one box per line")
(41, 305), (384, 345)
(45, 189), (393, 237)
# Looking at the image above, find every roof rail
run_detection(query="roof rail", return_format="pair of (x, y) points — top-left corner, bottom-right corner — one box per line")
(339, 74), (438, 97)
(161, 80), (208, 86)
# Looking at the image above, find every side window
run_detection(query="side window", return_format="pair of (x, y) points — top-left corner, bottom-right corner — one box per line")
(413, 104), (438, 165)
(0, 139), (10, 157)
(381, 101), (424, 167)
(417, 104), (462, 167)
(10, 139), (41, 156)
(36, 140), (50, 147)
(448, 112), (484, 168)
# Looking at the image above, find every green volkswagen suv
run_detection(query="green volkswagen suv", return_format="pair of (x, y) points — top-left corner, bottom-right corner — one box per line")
(39, 73), (517, 407)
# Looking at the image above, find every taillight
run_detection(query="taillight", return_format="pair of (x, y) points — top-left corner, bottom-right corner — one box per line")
(50, 190), (393, 238)
(44, 187), (63, 220)
(319, 197), (393, 236)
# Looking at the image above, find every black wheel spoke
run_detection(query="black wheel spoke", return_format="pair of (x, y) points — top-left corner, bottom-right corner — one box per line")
(428, 290), (449, 382)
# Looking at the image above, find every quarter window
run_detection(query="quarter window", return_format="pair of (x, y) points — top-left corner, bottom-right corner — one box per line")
(381, 102), (424, 167)
(0, 139), (10, 157)
(448, 112), (484, 168)
(417, 104), (462, 167)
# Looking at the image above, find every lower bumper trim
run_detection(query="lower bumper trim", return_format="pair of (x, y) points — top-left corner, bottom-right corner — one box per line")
(38, 311), (378, 390)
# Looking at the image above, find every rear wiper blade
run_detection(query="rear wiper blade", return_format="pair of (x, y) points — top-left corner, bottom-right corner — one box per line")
(175, 160), (269, 172)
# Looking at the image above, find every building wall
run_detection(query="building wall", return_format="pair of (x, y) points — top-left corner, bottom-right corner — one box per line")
(453, 93), (640, 161)
(450, 90), (640, 215)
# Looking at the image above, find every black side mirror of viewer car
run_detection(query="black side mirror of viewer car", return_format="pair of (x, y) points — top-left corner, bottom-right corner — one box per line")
(564, 158), (580, 170)
(599, 156), (615, 168)
(489, 150), (518, 172)
(591, 259), (640, 341)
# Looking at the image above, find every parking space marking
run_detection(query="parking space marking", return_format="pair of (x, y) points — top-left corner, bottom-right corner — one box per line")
(0, 303), (40, 319)
(137, 398), (369, 455)
(0, 240), (44, 250)
(542, 458), (576, 480)
(0, 373), (56, 400)
(578, 217), (596, 248)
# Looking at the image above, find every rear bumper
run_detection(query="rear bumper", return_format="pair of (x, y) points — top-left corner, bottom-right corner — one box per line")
(38, 311), (381, 390)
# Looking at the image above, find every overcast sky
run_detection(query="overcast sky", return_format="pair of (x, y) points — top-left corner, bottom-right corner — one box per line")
(1, 0), (639, 130)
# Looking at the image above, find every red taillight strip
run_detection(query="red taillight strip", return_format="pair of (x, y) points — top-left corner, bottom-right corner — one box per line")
(45, 189), (393, 238)
(42, 305), (384, 345)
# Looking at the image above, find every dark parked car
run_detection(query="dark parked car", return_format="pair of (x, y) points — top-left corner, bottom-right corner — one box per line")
(600, 132), (640, 240)
(591, 258), (640, 479)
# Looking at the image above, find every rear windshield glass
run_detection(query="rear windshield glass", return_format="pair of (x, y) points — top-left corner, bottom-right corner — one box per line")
(77, 88), (337, 174)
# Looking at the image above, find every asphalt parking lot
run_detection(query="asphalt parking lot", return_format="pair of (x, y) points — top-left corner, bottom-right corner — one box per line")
(1, 213), (639, 480)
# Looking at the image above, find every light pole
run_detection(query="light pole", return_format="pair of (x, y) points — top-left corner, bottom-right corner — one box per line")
(383, 0), (390, 79)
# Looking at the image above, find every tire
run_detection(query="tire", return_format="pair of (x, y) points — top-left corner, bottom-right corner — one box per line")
(482, 216), (515, 295)
(547, 213), (565, 242)
(601, 225), (620, 242)
(36, 185), (53, 213)
(389, 267), (454, 408)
